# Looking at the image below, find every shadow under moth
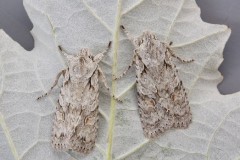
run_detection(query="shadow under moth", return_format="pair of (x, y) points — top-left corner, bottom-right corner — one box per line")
(116, 25), (193, 138)
(37, 42), (112, 153)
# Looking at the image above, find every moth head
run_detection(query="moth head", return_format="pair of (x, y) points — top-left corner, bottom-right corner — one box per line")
(137, 31), (157, 46)
(78, 48), (92, 58)
(66, 49), (96, 82)
(136, 32), (163, 66)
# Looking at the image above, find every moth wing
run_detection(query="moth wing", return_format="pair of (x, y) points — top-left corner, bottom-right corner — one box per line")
(136, 43), (192, 139)
(69, 71), (99, 154)
(51, 70), (71, 150)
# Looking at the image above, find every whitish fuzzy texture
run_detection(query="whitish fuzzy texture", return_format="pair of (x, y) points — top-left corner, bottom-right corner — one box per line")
(0, 0), (238, 160)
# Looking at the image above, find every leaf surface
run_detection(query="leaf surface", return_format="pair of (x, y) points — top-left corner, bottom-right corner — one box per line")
(0, 0), (238, 160)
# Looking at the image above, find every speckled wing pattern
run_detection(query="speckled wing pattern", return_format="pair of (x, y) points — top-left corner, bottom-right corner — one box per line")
(52, 68), (99, 153)
(116, 27), (192, 139)
(49, 47), (109, 153)
(134, 32), (192, 138)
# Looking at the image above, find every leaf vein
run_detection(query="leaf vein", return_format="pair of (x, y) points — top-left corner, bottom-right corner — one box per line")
(0, 113), (20, 160)
(81, 0), (113, 33)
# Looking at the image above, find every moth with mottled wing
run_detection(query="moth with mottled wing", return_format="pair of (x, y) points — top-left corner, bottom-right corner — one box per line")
(37, 42), (112, 153)
(115, 26), (193, 138)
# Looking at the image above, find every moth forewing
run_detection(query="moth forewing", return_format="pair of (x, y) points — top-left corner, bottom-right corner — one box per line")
(117, 26), (193, 139)
(37, 42), (112, 153)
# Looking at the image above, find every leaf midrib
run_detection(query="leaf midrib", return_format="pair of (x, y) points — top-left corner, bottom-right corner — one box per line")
(107, 0), (123, 160)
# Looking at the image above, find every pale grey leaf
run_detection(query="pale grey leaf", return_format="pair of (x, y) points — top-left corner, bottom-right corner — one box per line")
(0, 0), (237, 160)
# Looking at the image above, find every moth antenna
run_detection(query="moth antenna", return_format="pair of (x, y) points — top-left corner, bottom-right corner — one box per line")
(58, 45), (71, 57)
(108, 41), (112, 48)
(120, 25), (135, 46)
(94, 41), (112, 62)
(58, 45), (63, 51)
(120, 25), (125, 30)
(102, 41), (112, 56)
